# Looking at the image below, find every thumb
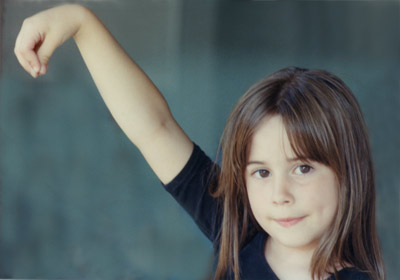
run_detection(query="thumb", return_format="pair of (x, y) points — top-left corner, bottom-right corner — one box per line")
(35, 35), (60, 76)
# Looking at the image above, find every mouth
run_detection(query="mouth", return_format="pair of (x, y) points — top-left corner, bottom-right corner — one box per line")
(274, 216), (306, 228)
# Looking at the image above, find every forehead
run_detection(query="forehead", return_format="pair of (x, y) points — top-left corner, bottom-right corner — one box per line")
(248, 115), (296, 161)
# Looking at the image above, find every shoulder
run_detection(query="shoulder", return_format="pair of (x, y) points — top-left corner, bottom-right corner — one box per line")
(162, 142), (222, 241)
(163, 143), (218, 192)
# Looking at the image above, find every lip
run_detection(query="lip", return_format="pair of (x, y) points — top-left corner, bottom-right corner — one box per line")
(274, 216), (305, 228)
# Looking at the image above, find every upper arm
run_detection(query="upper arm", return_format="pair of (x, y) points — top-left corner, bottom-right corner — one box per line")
(136, 118), (194, 185)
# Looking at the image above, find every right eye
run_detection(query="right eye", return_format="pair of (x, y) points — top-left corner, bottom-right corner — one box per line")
(253, 169), (270, 178)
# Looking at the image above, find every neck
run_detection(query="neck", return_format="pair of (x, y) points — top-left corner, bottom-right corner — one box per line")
(266, 236), (315, 271)
(265, 237), (346, 280)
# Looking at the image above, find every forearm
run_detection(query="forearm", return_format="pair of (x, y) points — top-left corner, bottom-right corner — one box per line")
(73, 5), (174, 148)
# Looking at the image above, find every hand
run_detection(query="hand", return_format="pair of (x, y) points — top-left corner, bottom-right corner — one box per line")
(14, 5), (86, 78)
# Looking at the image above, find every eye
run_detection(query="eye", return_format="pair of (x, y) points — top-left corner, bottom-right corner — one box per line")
(253, 169), (271, 178)
(294, 164), (313, 175)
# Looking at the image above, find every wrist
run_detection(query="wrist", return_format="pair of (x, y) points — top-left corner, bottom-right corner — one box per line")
(70, 4), (94, 42)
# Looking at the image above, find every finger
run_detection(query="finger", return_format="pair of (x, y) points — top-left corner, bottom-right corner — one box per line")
(14, 49), (39, 78)
(39, 63), (48, 76)
(35, 34), (58, 71)
(14, 28), (42, 77)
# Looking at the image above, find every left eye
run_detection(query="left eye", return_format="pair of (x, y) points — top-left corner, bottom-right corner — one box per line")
(253, 169), (270, 178)
(294, 165), (313, 175)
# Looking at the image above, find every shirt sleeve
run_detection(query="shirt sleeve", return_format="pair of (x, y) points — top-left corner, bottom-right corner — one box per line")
(162, 143), (221, 243)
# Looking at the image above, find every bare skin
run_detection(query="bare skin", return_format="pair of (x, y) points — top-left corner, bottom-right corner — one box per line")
(14, 4), (193, 184)
(246, 116), (340, 280)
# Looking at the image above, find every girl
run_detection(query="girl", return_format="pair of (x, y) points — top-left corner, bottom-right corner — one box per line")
(14, 4), (384, 280)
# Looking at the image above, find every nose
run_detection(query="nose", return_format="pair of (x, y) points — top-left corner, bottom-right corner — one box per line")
(271, 175), (294, 205)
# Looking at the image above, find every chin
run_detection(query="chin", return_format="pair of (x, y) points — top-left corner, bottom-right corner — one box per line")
(269, 232), (320, 250)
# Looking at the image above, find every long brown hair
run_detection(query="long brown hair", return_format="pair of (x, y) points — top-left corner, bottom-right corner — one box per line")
(212, 67), (385, 280)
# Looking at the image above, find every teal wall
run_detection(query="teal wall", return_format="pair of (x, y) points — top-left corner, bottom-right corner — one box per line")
(1, 0), (399, 279)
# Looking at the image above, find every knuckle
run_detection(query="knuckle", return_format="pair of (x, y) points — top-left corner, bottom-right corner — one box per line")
(22, 17), (33, 26)
(14, 47), (24, 59)
(17, 47), (27, 56)
(39, 55), (50, 64)
(22, 17), (37, 32)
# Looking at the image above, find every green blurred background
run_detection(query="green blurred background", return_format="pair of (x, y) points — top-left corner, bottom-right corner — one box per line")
(0, 0), (399, 279)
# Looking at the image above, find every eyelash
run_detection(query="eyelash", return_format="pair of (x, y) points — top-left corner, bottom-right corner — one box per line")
(253, 169), (270, 178)
(294, 164), (313, 175)
(252, 164), (314, 178)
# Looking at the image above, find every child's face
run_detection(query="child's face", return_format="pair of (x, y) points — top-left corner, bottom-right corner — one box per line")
(245, 115), (339, 252)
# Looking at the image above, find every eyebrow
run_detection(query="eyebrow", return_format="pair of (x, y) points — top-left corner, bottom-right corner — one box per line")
(246, 161), (266, 166)
(246, 157), (304, 166)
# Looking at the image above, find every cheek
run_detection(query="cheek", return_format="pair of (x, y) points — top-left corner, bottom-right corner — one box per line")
(246, 186), (260, 213)
(307, 180), (339, 220)
(246, 183), (268, 218)
(245, 183), (276, 235)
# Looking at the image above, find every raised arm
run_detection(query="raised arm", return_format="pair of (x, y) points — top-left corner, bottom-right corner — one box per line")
(14, 4), (193, 184)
